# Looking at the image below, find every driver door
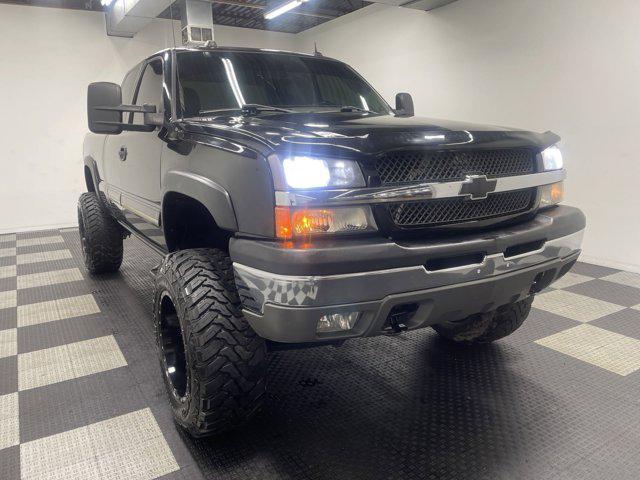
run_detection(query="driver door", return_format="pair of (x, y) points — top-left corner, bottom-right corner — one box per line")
(103, 57), (165, 225)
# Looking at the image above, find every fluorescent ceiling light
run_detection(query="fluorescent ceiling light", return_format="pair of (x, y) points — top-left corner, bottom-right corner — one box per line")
(264, 0), (306, 20)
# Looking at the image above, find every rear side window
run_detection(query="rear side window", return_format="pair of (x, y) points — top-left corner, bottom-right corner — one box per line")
(132, 59), (164, 125)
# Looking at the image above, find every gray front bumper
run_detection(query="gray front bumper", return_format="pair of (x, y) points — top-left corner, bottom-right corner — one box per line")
(231, 206), (585, 343)
(233, 219), (584, 343)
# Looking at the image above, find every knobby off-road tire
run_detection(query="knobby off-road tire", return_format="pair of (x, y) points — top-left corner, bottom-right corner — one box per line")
(153, 248), (267, 437)
(433, 296), (534, 344)
(77, 192), (123, 274)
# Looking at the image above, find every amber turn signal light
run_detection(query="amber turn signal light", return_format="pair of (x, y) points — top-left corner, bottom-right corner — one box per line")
(275, 206), (375, 239)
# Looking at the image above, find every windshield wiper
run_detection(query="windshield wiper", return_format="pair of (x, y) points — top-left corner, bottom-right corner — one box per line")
(338, 105), (377, 114)
(241, 104), (295, 115)
(317, 105), (377, 114)
(198, 104), (294, 116)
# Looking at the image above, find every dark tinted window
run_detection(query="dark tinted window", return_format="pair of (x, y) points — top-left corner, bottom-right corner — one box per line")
(176, 51), (390, 117)
(132, 59), (164, 125)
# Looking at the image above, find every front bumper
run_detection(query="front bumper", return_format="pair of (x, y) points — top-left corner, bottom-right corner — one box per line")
(231, 206), (585, 343)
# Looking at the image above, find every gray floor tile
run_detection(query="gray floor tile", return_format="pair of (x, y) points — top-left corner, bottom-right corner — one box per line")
(19, 367), (144, 443)
(567, 279), (640, 308)
(17, 278), (92, 306)
(16, 257), (78, 276)
(0, 276), (17, 293)
(0, 445), (20, 480)
(0, 256), (16, 268)
(0, 356), (17, 395)
(0, 307), (17, 331)
(17, 313), (114, 354)
(590, 307), (640, 341)
(570, 262), (621, 278)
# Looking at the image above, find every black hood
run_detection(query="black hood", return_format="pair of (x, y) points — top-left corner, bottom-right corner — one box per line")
(180, 112), (559, 158)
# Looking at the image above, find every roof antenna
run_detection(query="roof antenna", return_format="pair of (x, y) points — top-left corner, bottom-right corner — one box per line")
(314, 42), (323, 57)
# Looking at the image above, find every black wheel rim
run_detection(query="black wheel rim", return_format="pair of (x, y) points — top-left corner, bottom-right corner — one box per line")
(159, 293), (189, 401)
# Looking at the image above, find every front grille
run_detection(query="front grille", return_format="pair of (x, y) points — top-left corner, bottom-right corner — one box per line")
(387, 188), (536, 227)
(376, 149), (535, 185)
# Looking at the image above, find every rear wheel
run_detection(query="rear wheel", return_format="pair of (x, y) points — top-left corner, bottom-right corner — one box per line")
(433, 296), (534, 344)
(153, 248), (267, 437)
(77, 192), (123, 274)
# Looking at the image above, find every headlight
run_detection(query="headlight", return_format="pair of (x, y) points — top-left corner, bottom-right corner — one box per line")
(275, 206), (376, 239)
(270, 155), (365, 190)
(541, 145), (563, 171)
(539, 181), (564, 208)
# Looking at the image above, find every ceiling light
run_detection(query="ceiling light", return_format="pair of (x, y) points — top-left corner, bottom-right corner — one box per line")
(264, 0), (307, 20)
(101, 0), (115, 6)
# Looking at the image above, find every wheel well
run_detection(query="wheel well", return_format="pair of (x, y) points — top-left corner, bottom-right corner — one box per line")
(84, 166), (96, 192)
(162, 192), (232, 252)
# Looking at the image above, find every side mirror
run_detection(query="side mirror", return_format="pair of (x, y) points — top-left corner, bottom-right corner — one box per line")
(395, 92), (414, 117)
(88, 82), (162, 134)
(88, 82), (123, 134)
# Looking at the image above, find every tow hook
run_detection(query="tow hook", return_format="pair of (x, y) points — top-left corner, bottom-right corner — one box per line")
(384, 303), (418, 334)
(389, 315), (408, 334)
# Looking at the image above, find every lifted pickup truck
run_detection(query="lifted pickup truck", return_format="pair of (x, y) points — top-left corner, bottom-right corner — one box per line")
(81, 46), (585, 437)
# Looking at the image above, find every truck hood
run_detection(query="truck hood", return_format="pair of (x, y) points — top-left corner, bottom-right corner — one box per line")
(180, 112), (559, 157)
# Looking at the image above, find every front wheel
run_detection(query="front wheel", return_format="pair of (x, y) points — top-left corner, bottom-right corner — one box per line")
(153, 248), (267, 437)
(433, 296), (534, 344)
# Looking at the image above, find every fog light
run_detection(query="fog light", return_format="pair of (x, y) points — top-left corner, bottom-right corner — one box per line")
(317, 311), (361, 333)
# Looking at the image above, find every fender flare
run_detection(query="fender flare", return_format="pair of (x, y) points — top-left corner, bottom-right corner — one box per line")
(162, 171), (238, 231)
(83, 156), (101, 193)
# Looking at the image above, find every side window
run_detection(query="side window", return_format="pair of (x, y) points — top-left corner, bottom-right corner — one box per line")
(132, 59), (164, 125)
(121, 65), (140, 105)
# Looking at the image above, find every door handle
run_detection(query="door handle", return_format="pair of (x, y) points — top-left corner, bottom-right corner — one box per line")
(118, 146), (127, 161)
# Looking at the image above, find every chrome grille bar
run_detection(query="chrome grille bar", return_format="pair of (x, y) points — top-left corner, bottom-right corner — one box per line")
(275, 170), (566, 207)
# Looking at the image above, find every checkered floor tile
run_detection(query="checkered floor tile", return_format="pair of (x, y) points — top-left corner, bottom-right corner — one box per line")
(0, 230), (187, 480)
(1, 227), (639, 480)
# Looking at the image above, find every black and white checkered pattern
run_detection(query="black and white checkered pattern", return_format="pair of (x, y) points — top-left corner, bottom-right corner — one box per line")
(0, 229), (200, 480)
(1, 227), (639, 479)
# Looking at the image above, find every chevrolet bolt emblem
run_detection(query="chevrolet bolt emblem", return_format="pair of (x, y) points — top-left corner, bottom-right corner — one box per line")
(459, 175), (497, 200)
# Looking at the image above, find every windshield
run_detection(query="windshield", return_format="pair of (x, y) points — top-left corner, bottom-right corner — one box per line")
(176, 50), (391, 117)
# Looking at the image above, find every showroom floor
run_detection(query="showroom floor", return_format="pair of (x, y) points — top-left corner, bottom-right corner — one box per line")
(1, 229), (639, 480)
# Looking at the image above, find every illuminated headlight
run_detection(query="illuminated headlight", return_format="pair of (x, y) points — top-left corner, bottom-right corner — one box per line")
(270, 155), (365, 189)
(539, 181), (564, 208)
(275, 206), (376, 239)
(541, 145), (563, 171)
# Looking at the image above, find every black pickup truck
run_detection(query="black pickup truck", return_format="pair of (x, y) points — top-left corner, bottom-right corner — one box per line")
(81, 46), (585, 437)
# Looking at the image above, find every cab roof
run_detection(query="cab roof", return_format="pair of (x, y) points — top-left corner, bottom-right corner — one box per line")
(148, 46), (338, 63)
